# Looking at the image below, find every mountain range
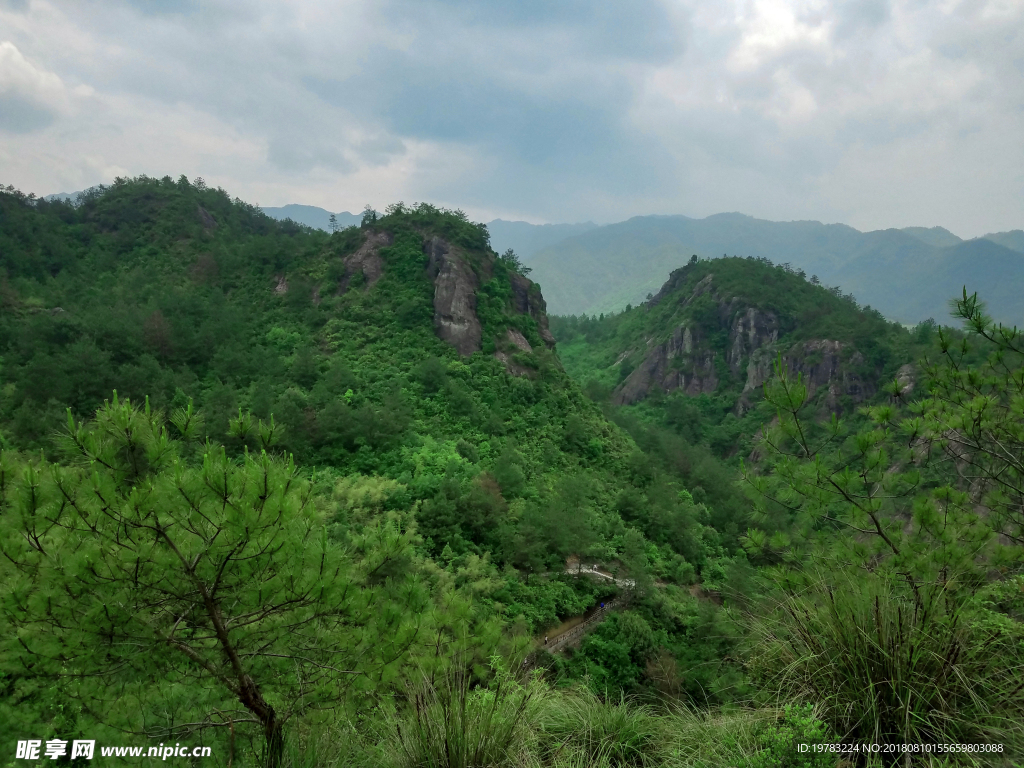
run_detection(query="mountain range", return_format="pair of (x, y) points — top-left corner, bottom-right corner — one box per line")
(45, 192), (1023, 325)
(253, 202), (1022, 324)
(526, 214), (1024, 324)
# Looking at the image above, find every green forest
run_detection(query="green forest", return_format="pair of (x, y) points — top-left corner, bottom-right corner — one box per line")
(1, 177), (1022, 767)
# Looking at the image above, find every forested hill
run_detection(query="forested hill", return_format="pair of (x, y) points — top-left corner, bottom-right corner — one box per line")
(1, 176), (744, 579)
(528, 213), (1024, 323)
(4, 178), (1023, 763)
(552, 256), (933, 459)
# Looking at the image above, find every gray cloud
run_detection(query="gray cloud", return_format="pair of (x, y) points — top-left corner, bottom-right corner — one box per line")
(0, 91), (56, 132)
(0, 0), (1020, 236)
(266, 136), (355, 174)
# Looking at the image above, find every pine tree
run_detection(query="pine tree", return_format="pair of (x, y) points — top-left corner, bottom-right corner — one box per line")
(0, 396), (429, 766)
(740, 291), (1024, 749)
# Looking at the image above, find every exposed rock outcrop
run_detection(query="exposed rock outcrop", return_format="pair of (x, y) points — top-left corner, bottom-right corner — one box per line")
(494, 329), (536, 377)
(425, 236), (482, 356)
(614, 324), (719, 405)
(728, 308), (779, 374)
(329, 230), (558, 362)
(896, 363), (915, 397)
(340, 231), (392, 292)
(506, 328), (533, 353)
(739, 340), (873, 413)
(614, 275), (876, 413)
(197, 205), (218, 230)
(510, 273), (556, 348)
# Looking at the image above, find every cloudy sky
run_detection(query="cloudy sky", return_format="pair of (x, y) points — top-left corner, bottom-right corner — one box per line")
(0, 0), (1021, 236)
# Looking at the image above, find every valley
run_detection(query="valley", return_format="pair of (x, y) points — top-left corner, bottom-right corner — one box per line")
(1, 178), (1021, 766)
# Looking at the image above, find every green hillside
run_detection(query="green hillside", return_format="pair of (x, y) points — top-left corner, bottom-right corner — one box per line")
(2, 177), (682, 563)
(0, 178), (755, 754)
(2, 179), (1022, 766)
(552, 256), (931, 457)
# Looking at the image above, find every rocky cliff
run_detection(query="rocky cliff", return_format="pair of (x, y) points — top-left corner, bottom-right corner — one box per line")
(425, 235), (483, 356)
(611, 267), (885, 414)
(339, 228), (555, 372)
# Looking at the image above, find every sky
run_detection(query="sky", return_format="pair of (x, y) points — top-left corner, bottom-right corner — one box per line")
(0, 0), (1021, 237)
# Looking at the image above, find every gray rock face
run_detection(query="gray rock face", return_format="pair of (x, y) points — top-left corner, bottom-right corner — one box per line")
(750, 339), (872, 412)
(425, 236), (483, 356)
(614, 324), (720, 405)
(510, 272), (556, 347)
(728, 308), (779, 375)
(341, 231), (392, 292)
(197, 205), (218, 230)
(506, 328), (533, 353)
(896, 363), (915, 396)
(495, 329), (535, 377)
(614, 276), (875, 413)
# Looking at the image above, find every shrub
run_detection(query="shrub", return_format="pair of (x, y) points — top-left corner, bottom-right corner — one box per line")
(746, 705), (836, 768)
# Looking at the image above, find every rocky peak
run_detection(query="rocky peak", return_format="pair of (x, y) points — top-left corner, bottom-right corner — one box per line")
(333, 229), (558, 365)
(425, 236), (483, 356)
(509, 272), (556, 348)
(614, 275), (875, 414)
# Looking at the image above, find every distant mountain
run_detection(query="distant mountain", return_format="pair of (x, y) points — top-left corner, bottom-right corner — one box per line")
(485, 219), (598, 261)
(898, 225), (1024, 254)
(983, 230), (1024, 253)
(258, 208), (597, 258)
(528, 213), (1024, 325)
(260, 204), (361, 230)
(529, 213), (875, 317)
(44, 187), (103, 204)
(900, 226), (962, 248)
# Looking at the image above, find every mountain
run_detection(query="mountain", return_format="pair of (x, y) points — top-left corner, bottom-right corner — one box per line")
(43, 186), (103, 204)
(2, 175), (759, 720)
(1, 177), (746, 576)
(983, 229), (1024, 253)
(261, 203), (361, 230)
(529, 213), (1024, 324)
(259, 209), (599, 261)
(551, 256), (930, 460)
(900, 226), (962, 248)
(485, 219), (598, 261)
(8, 179), (1019, 756)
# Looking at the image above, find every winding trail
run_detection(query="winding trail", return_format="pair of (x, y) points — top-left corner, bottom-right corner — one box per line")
(542, 595), (628, 653)
(572, 564), (636, 589)
(522, 567), (637, 671)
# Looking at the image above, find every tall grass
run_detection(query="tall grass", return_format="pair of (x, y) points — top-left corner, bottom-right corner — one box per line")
(389, 662), (539, 768)
(283, 677), (788, 768)
(660, 705), (776, 768)
(746, 568), (1024, 762)
(536, 688), (664, 767)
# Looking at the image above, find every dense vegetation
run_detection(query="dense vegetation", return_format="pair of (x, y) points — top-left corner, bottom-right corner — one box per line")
(551, 255), (947, 463)
(1, 179), (1021, 766)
